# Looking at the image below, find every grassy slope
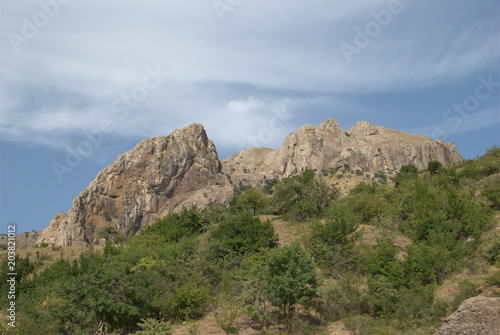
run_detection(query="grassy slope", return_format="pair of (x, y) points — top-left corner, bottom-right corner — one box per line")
(2, 148), (498, 335)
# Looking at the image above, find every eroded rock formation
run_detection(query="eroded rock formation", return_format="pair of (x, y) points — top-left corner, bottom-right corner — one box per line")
(35, 119), (463, 246)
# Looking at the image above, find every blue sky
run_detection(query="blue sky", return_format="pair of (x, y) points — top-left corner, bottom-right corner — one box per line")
(1, 0), (499, 234)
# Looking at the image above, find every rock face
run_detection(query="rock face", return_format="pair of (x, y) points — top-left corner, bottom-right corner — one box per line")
(434, 296), (500, 335)
(0, 231), (40, 249)
(36, 119), (463, 247)
(222, 118), (463, 187)
(36, 124), (233, 246)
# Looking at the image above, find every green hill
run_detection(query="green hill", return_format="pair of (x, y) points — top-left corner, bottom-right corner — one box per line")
(1, 146), (499, 335)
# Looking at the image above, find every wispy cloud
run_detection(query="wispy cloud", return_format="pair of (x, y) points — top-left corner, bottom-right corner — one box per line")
(1, 0), (498, 153)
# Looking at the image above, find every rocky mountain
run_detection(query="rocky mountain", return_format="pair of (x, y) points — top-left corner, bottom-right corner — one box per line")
(36, 123), (233, 246)
(35, 119), (463, 247)
(221, 118), (463, 188)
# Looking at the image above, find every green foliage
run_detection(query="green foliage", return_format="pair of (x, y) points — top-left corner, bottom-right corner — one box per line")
(271, 168), (339, 220)
(348, 184), (389, 223)
(310, 277), (368, 321)
(307, 204), (361, 268)
(263, 178), (279, 194)
(133, 318), (173, 335)
(428, 161), (443, 174)
(97, 225), (127, 244)
(451, 280), (481, 311)
(168, 282), (210, 320)
(214, 303), (241, 335)
(265, 242), (320, 320)
(140, 206), (203, 243)
(483, 239), (500, 265)
(374, 171), (387, 184)
(458, 145), (500, 179)
(4, 146), (498, 334)
(482, 175), (500, 209)
(485, 270), (500, 287)
(239, 188), (268, 215)
(210, 212), (277, 257)
(394, 164), (418, 186)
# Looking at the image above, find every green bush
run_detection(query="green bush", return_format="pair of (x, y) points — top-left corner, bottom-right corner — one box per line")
(168, 283), (210, 320)
(271, 168), (339, 220)
(211, 212), (278, 256)
(482, 176), (500, 209)
(133, 318), (173, 335)
(485, 270), (500, 287)
(141, 206), (203, 243)
(483, 239), (500, 265)
(263, 178), (279, 194)
(310, 277), (368, 321)
(394, 164), (418, 186)
(265, 242), (320, 320)
(238, 188), (268, 215)
(307, 204), (361, 268)
(451, 280), (481, 311)
(428, 161), (443, 174)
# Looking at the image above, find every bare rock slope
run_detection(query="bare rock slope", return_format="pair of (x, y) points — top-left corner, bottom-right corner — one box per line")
(434, 296), (500, 335)
(36, 119), (463, 247)
(222, 118), (463, 188)
(36, 123), (233, 246)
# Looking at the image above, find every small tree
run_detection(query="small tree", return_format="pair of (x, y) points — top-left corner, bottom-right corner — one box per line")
(427, 161), (442, 174)
(239, 188), (268, 215)
(133, 318), (172, 335)
(394, 164), (419, 186)
(97, 225), (126, 244)
(308, 204), (361, 267)
(265, 242), (320, 323)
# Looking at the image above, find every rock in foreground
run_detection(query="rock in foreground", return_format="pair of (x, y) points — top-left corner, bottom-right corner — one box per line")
(434, 296), (500, 335)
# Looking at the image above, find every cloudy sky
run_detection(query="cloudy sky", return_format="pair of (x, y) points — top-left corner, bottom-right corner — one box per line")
(1, 0), (499, 234)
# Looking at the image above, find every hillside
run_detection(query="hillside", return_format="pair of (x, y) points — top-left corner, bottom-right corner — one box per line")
(1, 145), (498, 335)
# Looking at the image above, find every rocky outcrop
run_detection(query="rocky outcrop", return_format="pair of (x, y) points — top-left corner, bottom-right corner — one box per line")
(35, 119), (463, 247)
(222, 118), (463, 187)
(434, 296), (500, 335)
(0, 231), (40, 249)
(36, 124), (233, 246)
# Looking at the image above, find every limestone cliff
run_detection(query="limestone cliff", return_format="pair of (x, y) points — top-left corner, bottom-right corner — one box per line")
(36, 124), (233, 246)
(222, 118), (463, 187)
(36, 119), (463, 247)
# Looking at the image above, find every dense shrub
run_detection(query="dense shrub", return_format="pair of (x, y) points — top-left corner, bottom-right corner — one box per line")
(307, 204), (361, 268)
(210, 212), (277, 256)
(271, 168), (339, 220)
(140, 206), (203, 243)
(394, 164), (418, 186)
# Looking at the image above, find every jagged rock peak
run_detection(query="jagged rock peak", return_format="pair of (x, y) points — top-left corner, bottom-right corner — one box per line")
(348, 120), (381, 136)
(36, 118), (465, 247)
(222, 117), (464, 186)
(37, 123), (233, 247)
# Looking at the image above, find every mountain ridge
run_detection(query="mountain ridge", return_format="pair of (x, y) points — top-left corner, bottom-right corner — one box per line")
(32, 118), (463, 247)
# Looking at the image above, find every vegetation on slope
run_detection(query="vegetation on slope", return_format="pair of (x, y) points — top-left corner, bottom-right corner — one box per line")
(1, 146), (499, 334)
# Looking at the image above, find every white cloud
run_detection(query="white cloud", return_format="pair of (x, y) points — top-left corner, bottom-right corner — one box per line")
(0, 0), (498, 153)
